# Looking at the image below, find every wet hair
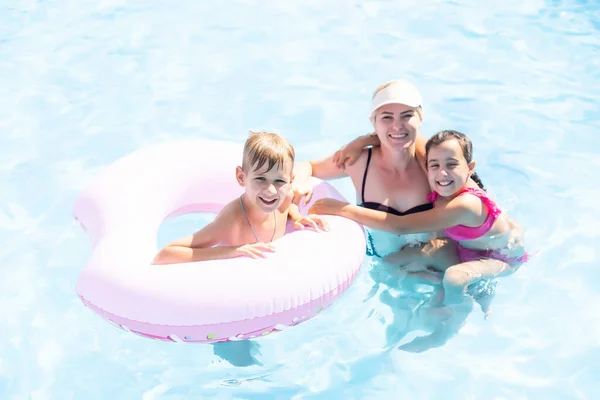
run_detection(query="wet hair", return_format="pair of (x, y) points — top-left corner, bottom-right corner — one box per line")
(425, 130), (485, 190)
(242, 131), (295, 174)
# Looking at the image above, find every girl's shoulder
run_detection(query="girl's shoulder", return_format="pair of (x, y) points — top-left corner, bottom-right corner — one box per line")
(453, 187), (503, 218)
(437, 188), (485, 211)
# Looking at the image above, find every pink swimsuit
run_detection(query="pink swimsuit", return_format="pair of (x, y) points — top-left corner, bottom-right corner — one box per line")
(428, 187), (529, 264)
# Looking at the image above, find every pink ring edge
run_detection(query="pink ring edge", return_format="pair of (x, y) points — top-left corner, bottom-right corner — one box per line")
(77, 267), (361, 343)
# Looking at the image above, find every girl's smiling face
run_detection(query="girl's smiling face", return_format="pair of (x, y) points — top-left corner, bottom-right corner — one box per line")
(426, 138), (475, 197)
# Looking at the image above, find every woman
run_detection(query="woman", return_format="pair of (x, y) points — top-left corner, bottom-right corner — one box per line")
(293, 79), (458, 279)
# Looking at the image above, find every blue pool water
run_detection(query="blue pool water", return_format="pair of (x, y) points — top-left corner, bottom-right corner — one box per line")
(2, 0), (599, 398)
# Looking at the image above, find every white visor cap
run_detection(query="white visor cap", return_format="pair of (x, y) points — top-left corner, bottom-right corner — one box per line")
(370, 80), (423, 119)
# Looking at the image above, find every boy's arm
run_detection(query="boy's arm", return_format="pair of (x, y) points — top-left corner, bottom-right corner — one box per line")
(288, 195), (329, 231)
(414, 133), (428, 171)
(288, 203), (303, 222)
(282, 188), (308, 223)
(280, 191), (329, 232)
(152, 212), (243, 264)
(277, 188), (304, 222)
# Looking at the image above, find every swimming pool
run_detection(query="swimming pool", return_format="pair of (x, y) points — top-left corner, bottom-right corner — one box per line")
(1, 0), (599, 398)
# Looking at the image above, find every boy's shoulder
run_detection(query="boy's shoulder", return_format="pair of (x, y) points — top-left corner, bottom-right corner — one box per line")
(206, 198), (244, 246)
(277, 188), (295, 214)
(217, 197), (244, 224)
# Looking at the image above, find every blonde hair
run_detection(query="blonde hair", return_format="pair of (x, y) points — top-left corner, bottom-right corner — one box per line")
(372, 80), (424, 120)
(242, 131), (295, 173)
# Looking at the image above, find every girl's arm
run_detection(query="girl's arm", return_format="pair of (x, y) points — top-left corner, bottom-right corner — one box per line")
(334, 132), (428, 171)
(332, 133), (380, 169)
(309, 198), (470, 235)
(414, 133), (428, 171)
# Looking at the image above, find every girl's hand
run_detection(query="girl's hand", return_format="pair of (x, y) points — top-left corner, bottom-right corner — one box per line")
(332, 133), (375, 169)
(309, 198), (350, 216)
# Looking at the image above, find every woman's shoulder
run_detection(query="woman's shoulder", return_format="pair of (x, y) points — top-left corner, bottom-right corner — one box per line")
(344, 147), (372, 176)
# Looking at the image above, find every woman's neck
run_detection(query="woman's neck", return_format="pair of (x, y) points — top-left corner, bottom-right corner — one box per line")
(378, 145), (416, 172)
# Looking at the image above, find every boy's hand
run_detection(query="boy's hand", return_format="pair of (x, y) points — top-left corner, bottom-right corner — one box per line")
(292, 177), (314, 206)
(292, 214), (329, 232)
(234, 242), (276, 259)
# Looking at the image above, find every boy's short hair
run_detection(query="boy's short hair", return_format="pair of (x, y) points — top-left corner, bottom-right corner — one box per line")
(242, 131), (295, 173)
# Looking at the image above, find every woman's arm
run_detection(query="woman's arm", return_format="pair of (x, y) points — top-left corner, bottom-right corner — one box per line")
(293, 155), (349, 204)
(294, 155), (348, 182)
(294, 132), (381, 182)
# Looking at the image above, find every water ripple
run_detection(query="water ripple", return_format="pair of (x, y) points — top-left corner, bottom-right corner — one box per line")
(1, 0), (599, 398)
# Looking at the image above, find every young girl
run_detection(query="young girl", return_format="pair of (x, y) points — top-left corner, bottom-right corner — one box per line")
(309, 130), (530, 317)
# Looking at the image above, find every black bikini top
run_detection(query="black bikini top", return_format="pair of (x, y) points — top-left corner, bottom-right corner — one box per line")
(359, 148), (433, 216)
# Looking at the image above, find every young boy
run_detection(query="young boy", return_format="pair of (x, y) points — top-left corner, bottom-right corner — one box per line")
(152, 131), (328, 264)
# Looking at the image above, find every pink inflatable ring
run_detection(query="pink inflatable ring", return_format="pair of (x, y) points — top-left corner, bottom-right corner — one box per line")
(73, 139), (366, 343)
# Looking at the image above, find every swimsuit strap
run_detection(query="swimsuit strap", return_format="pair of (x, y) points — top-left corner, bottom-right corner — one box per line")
(427, 191), (440, 203)
(442, 187), (504, 241)
(456, 187), (502, 219)
(428, 187), (499, 218)
(360, 147), (373, 204)
(472, 188), (501, 215)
